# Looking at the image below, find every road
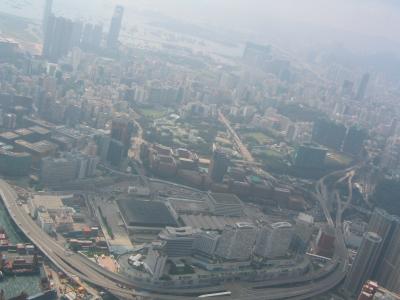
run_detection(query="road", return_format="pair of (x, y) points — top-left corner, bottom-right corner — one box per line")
(218, 110), (277, 183)
(218, 110), (254, 162)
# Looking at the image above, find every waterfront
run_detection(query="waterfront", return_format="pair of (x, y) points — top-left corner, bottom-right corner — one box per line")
(0, 201), (40, 299)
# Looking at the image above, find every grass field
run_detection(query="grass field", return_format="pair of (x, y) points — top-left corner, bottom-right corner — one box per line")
(325, 152), (353, 167)
(243, 131), (273, 145)
(138, 108), (167, 119)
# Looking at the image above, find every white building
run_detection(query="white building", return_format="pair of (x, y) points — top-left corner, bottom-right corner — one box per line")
(255, 222), (293, 259)
(215, 222), (257, 261)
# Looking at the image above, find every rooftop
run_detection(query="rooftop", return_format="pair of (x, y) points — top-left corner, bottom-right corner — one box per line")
(0, 132), (19, 140)
(209, 192), (242, 206)
(118, 199), (178, 228)
(31, 195), (64, 210)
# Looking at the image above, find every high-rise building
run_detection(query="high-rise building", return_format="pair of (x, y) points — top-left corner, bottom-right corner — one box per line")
(42, 0), (53, 33)
(70, 21), (83, 49)
(341, 80), (354, 97)
(345, 232), (382, 296)
(356, 73), (370, 101)
(374, 217), (400, 293)
(107, 139), (125, 166)
(367, 208), (394, 248)
(110, 118), (135, 157)
(215, 222), (257, 261)
(343, 126), (368, 156)
(107, 5), (124, 48)
(254, 222), (293, 259)
(43, 15), (74, 61)
(81, 24), (103, 51)
(242, 42), (271, 66)
(208, 146), (230, 183)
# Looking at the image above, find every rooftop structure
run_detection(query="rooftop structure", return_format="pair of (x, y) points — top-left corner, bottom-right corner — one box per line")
(118, 199), (178, 228)
(207, 192), (243, 216)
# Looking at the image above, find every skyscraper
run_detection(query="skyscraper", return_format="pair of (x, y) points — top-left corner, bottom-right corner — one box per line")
(110, 118), (135, 157)
(42, 0), (53, 34)
(81, 24), (103, 51)
(43, 15), (74, 61)
(107, 5), (124, 48)
(344, 232), (382, 296)
(356, 73), (370, 101)
(373, 217), (400, 293)
(208, 146), (230, 183)
(342, 126), (368, 156)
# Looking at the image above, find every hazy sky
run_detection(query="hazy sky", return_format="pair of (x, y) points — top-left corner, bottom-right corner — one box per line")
(139, 0), (400, 42)
(1, 0), (400, 53)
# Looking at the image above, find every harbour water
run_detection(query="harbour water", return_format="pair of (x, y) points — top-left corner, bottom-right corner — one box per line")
(0, 201), (41, 299)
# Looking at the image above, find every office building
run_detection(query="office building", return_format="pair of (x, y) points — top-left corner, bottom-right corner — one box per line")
(70, 21), (83, 48)
(368, 209), (394, 240)
(107, 5), (124, 48)
(43, 15), (74, 61)
(0, 150), (32, 177)
(207, 192), (243, 217)
(242, 42), (271, 66)
(111, 117), (135, 157)
(356, 73), (370, 101)
(107, 139), (125, 166)
(208, 146), (230, 182)
(193, 231), (219, 257)
(42, 0), (53, 33)
(215, 222), (257, 261)
(40, 156), (79, 186)
(81, 23), (103, 51)
(158, 227), (200, 257)
(341, 80), (354, 97)
(374, 217), (400, 293)
(345, 232), (382, 296)
(255, 222), (293, 259)
(343, 126), (368, 156)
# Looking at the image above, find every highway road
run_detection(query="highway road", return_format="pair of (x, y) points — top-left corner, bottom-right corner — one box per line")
(218, 111), (254, 162)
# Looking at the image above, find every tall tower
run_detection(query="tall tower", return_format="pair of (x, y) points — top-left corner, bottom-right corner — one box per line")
(356, 73), (370, 101)
(107, 5), (124, 48)
(111, 118), (134, 157)
(208, 145), (230, 183)
(43, 16), (74, 62)
(42, 0), (53, 34)
(344, 232), (382, 296)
